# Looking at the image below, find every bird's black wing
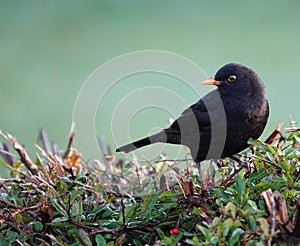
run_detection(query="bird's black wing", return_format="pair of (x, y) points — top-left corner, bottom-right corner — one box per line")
(166, 89), (222, 135)
(166, 99), (211, 135)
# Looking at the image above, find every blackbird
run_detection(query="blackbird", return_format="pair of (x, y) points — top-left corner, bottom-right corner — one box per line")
(116, 63), (269, 174)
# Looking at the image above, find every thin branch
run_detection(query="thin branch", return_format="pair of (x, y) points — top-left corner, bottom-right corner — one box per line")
(120, 194), (126, 226)
(38, 129), (51, 154)
(63, 122), (75, 159)
(221, 165), (244, 187)
(265, 123), (285, 144)
(285, 127), (300, 132)
(270, 193), (276, 245)
(293, 197), (300, 238)
(156, 158), (193, 163)
(7, 134), (40, 176)
(0, 143), (15, 165)
(252, 155), (282, 169)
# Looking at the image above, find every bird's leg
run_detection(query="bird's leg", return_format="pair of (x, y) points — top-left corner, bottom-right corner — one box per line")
(197, 161), (210, 196)
(196, 162), (203, 183)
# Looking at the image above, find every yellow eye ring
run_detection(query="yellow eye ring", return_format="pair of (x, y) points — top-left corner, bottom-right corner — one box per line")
(227, 75), (236, 83)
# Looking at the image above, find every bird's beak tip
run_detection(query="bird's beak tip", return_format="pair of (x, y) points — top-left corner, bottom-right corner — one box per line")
(201, 78), (221, 86)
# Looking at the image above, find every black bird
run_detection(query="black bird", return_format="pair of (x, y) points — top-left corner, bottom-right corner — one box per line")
(116, 63), (269, 175)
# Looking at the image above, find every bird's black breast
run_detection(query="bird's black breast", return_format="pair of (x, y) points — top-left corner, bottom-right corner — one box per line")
(221, 97), (269, 158)
(188, 93), (269, 162)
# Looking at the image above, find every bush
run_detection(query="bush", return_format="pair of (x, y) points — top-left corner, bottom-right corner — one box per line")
(0, 125), (300, 245)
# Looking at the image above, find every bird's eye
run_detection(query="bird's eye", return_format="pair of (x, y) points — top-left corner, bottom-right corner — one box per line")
(227, 75), (237, 83)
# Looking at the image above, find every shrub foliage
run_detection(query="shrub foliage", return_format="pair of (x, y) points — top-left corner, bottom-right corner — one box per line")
(0, 125), (300, 245)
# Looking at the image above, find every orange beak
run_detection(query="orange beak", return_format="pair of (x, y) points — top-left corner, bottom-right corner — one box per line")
(201, 78), (222, 86)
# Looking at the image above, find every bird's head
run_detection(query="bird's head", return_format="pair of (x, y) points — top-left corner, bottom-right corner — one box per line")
(201, 63), (265, 97)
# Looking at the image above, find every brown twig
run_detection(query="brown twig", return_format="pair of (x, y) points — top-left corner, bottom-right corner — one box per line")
(252, 155), (282, 169)
(132, 155), (142, 191)
(156, 158), (193, 163)
(63, 122), (75, 159)
(0, 143), (15, 165)
(265, 123), (285, 144)
(38, 129), (51, 154)
(221, 168), (242, 187)
(285, 127), (300, 132)
(293, 197), (300, 238)
(51, 142), (60, 156)
(120, 194), (126, 226)
(251, 123), (292, 171)
(69, 217), (122, 234)
(220, 165), (244, 187)
(98, 136), (114, 172)
(7, 134), (40, 176)
(286, 115), (300, 132)
(261, 189), (275, 246)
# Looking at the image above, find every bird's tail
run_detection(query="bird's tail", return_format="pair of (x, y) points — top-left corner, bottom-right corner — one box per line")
(116, 132), (167, 153)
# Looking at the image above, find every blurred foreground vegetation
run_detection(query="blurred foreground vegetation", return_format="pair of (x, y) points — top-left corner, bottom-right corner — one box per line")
(0, 123), (300, 245)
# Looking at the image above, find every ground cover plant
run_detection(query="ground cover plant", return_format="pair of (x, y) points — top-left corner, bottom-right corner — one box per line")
(0, 122), (300, 245)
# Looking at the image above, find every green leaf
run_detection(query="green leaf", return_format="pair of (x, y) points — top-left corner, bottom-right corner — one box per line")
(214, 187), (231, 203)
(266, 144), (276, 155)
(133, 239), (143, 246)
(160, 236), (173, 245)
(0, 160), (16, 172)
(286, 147), (298, 158)
(225, 202), (236, 218)
(212, 217), (220, 227)
(223, 218), (233, 237)
(163, 233), (183, 245)
(247, 199), (258, 211)
(236, 169), (246, 200)
(185, 236), (201, 246)
(229, 228), (244, 246)
(257, 218), (269, 237)
(101, 209), (115, 218)
(78, 228), (92, 246)
(252, 182), (272, 192)
(247, 170), (267, 184)
(87, 204), (106, 219)
(6, 231), (19, 244)
(247, 216), (257, 230)
(156, 227), (165, 240)
(157, 221), (178, 227)
(95, 234), (106, 246)
(196, 225), (210, 239)
(33, 221), (43, 232)
(0, 234), (9, 246)
(72, 201), (83, 222)
(51, 217), (69, 224)
(273, 178), (287, 190)
(124, 204), (137, 221)
(247, 138), (259, 146)
(249, 139), (276, 155)
(193, 206), (201, 216)
(140, 192), (159, 215)
(278, 160), (289, 172)
(210, 236), (219, 245)
(50, 197), (68, 217)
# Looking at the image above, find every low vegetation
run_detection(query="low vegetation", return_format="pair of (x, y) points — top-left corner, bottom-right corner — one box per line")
(0, 123), (300, 245)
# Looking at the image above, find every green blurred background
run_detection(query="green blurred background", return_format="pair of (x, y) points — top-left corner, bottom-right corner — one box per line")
(1, 1), (300, 160)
